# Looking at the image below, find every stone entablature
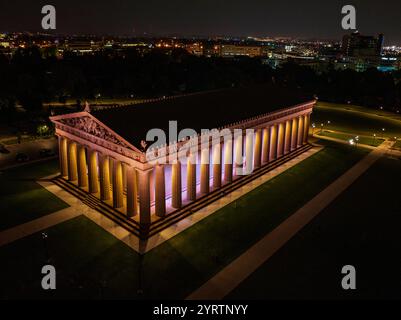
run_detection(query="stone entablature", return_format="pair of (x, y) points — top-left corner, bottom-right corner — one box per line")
(51, 100), (314, 166)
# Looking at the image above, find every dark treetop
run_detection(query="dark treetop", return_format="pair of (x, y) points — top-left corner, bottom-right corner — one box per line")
(92, 84), (313, 148)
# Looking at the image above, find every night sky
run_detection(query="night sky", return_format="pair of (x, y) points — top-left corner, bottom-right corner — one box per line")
(1, 0), (401, 44)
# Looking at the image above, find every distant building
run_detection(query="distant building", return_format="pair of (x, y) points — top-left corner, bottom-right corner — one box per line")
(342, 32), (384, 57)
(202, 42), (221, 57)
(63, 40), (102, 54)
(184, 42), (203, 56)
(220, 44), (262, 58)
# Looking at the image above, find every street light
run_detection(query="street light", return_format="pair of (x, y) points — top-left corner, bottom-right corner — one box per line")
(312, 123), (316, 135)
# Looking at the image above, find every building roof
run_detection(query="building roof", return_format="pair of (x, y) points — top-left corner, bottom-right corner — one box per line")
(92, 84), (313, 148)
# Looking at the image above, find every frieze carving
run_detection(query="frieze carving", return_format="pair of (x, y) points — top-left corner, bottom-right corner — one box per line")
(55, 123), (143, 162)
(59, 116), (131, 149)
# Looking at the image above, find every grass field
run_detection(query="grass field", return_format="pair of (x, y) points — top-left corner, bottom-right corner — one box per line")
(316, 130), (385, 147)
(227, 156), (401, 299)
(312, 102), (401, 139)
(0, 141), (369, 299)
(0, 160), (69, 231)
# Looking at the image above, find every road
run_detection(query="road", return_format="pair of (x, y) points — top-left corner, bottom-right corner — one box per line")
(0, 137), (58, 170)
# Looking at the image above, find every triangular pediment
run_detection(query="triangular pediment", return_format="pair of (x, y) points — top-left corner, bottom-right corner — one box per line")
(50, 112), (141, 153)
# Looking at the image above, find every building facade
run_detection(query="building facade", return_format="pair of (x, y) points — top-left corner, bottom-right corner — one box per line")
(50, 89), (315, 237)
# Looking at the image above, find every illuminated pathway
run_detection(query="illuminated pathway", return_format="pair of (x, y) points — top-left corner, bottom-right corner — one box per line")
(187, 140), (395, 300)
(0, 207), (80, 247)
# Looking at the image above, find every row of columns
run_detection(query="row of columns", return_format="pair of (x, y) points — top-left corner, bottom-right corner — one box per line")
(58, 113), (310, 226)
(59, 137), (148, 224)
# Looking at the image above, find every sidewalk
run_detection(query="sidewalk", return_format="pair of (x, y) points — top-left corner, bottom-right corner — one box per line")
(313, 133), (377, 150)
(187, 140), (394, 300)
(0, 207), (81, 247)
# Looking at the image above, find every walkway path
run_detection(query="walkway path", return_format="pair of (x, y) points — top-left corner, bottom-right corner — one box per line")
(187, 140), (394, 300)
(312, 133), (377, 150)
(0, 207), (81, 247)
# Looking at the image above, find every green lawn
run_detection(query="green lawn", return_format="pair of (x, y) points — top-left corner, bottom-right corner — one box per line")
(227, 156), (401, 299)
(0, 141), (369, 299)
(312, 102), (401, 139)
(316, 130), (385, 147)
(0, 160), (69, 231)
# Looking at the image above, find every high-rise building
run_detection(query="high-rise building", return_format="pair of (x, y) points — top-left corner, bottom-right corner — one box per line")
(342, 32), (384, 57)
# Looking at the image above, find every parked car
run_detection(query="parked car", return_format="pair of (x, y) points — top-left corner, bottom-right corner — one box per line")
(39, 148), (56, 157)
(16, 153), (30, 162)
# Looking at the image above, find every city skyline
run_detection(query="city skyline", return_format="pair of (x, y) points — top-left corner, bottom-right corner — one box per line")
(1, 0), (401, 45)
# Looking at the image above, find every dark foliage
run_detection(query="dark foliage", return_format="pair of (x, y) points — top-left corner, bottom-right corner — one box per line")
(0, 46), (400, 117)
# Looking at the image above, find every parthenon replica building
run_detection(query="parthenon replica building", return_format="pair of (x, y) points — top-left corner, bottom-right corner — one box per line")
(50, 85), (315, 238)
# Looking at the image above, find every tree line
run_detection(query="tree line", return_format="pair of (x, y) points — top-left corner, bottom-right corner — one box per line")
(0, 46), (400, 117)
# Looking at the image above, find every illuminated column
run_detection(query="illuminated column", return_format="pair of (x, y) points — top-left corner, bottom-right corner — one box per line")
(212, 142), (222, 189)
(269, 125), (277, 161)
(234, 131), (243, 176)
(261, 127), (270, 164)
(187, 152), (197, 201)
(138, 169), (151, 225)
(67, 140), (78, 182)
(172, 161), (182, 208)
(291, 117), (298, 151)
(253, 128), (262, 169)
(245, 130), (254, 174)
(277, 122), (285, 158)
(224, 137), (233, 183)
(77, 145), (88, 188)
(303, 114), (310, 143)
(200, 147), (210, 194)
(87, 149), (99, 193)
(297, 115), (304, 146)
(284, 120), (292, 155)
(126, 166), (138, 217)
(99, 154), (111, 201)
(154, 164), (166, 217)
(112, 160), (124, 209)
(122, 163), (127, 192)
(58, 136), (68, 177)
